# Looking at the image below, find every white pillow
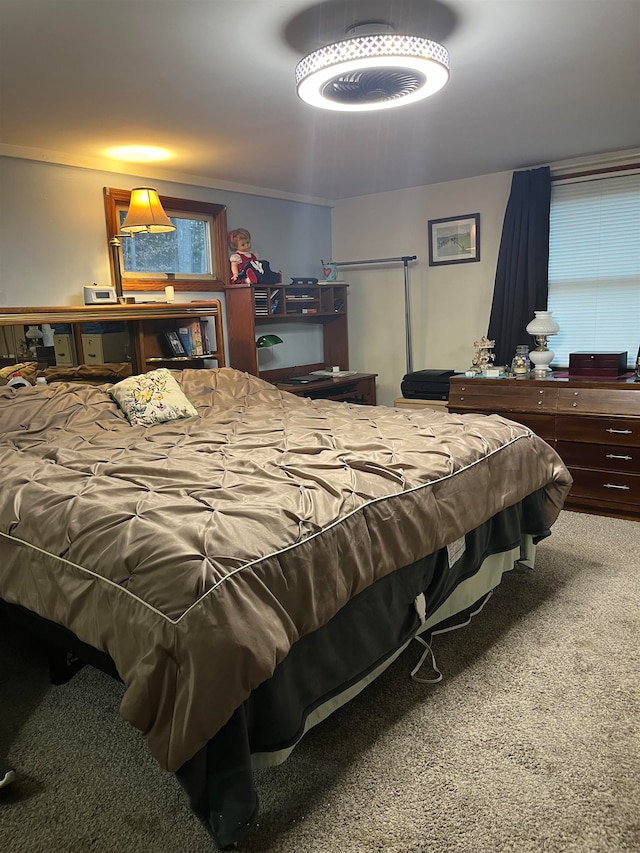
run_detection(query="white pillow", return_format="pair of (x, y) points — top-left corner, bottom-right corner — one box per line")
(109, 368), (198, 426)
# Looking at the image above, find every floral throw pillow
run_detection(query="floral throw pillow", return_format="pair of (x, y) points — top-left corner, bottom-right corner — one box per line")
(109, 368), (198, 426)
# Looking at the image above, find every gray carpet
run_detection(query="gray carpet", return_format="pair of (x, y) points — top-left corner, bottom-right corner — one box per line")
(1, 510), (638, 853)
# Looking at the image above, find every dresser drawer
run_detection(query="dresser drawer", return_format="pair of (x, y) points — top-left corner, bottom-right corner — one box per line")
(449, 381), (558, 413)
(557, 440), (640, 474)
(557, 386), (640, 417)
(81, 332), (129, 365)
(556, 415), (639, 447)
(53, 333), (75, 366)
(567, 468), (640, 507)
(490, 412), (556, 441)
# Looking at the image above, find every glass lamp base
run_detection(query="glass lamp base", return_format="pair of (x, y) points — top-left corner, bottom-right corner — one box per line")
(529, 344), (554, 378)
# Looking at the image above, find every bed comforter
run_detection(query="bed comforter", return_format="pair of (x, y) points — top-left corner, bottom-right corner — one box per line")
(0, 367), (571, 772)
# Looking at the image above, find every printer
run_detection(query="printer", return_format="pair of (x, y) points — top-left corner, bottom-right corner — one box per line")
(400, 369), (455, 401)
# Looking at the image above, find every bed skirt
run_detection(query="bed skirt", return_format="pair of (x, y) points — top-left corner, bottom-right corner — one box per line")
(175, 489), (550, 849)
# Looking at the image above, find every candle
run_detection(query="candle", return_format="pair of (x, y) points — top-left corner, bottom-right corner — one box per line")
(165, 285), (175, 303)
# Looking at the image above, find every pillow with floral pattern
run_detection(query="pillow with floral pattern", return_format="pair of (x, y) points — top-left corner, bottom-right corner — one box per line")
(108, 368), (198, 426)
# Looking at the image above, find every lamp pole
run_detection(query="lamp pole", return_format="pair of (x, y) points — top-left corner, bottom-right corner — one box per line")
(335, 255), (417, 375)
(109, 236), (124, 300)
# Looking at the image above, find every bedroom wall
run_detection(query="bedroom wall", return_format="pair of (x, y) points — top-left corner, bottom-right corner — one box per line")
(332, 172), (513, 406)
(1, 155), (514, 404)
(0, 156), (332, 369)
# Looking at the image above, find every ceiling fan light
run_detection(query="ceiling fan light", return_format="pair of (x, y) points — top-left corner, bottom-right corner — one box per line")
(296, 34), (450, 112)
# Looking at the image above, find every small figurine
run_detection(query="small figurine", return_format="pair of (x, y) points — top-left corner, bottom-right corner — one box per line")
(471, 335), (496, 373)
(228, 228), (281, 285)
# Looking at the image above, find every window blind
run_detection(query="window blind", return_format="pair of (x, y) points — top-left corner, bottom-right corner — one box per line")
(547, 172), (640, 368)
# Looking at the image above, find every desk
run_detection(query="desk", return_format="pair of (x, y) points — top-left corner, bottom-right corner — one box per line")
(277, 373), (377, 406)
(448, 374), (640, 520)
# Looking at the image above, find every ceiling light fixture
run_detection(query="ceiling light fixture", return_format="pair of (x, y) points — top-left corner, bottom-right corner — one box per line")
(295, 22), (450, 112)
(103, 145), (173, 163)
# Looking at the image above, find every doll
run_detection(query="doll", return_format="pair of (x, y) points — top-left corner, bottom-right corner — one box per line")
(229, 228), (259, 284)
(228, 228), (281, 285)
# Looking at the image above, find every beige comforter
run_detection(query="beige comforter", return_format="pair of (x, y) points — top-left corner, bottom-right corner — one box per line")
(0, 368), (571, 771)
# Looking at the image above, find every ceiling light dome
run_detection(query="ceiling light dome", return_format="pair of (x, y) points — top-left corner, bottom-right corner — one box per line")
(295, 24), (450, 112)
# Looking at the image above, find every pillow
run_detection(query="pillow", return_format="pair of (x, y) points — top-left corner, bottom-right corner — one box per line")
(108, 368), (198, 426)
(0, 361), (39, 386)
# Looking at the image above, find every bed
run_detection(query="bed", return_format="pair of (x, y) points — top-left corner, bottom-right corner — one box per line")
(0, 367), (572, 849)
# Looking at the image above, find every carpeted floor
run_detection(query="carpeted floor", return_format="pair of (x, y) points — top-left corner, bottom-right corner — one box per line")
(1, 510), (638, 852)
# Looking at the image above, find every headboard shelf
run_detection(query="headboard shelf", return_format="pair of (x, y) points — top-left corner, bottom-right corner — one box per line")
(0, 302), (225, 377)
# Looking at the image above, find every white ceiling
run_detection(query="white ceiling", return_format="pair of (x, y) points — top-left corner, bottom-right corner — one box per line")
(1, 0), (639, 202)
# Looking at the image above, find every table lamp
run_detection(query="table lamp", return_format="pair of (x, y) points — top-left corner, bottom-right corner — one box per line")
(526, 310), (560, 378)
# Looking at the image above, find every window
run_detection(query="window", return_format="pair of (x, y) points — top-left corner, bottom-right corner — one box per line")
(119, 210), (212, 277)
(104, 188), (229, 293)
(547, 171), (640, 368)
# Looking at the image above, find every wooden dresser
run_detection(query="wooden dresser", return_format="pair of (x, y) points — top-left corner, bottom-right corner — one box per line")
(448, 375), (640, 520)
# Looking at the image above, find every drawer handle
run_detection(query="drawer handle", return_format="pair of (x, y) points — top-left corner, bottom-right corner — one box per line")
(605, 428), (633, 434)
(603, 483), (631, 491)
(606, 454), (633, 461)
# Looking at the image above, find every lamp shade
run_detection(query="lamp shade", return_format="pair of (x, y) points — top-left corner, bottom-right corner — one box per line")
(121, 188), (175, 234)
(256, 334), (283, 349)
(526, 310), (560, 337)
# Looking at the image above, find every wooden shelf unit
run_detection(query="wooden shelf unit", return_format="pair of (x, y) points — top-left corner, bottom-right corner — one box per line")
(448, 374), (640, 521)
(0, 302), (225, 376)
(225, 282), (349, 377)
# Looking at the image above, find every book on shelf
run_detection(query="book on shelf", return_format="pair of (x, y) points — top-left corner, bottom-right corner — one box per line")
(177, 319), (204, 356)
(176, 326), (193, 356)
(200, 319), (211, 354)
(254, 289), (281, 315)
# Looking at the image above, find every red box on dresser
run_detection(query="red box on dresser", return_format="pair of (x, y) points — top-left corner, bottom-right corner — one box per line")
(568, 351), (628, 378)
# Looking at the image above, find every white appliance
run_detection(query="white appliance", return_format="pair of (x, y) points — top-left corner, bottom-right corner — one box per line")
(83, 285), (117, 305)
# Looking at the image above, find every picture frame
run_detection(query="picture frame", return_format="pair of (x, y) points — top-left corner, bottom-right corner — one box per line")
(161, 329), (188, 358)
(428, 213), (480, 266)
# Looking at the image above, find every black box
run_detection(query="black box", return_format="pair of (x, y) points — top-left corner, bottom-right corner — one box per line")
(35, 345), (56, 366)
(568, 352), (628, 377)
(401, 369), (455, 400)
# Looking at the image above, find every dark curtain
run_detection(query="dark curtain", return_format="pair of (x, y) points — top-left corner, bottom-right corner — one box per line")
(487, 166), (551, 366)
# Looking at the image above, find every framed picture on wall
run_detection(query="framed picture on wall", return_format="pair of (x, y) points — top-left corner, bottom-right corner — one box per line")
(428, 213), (480, 266)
